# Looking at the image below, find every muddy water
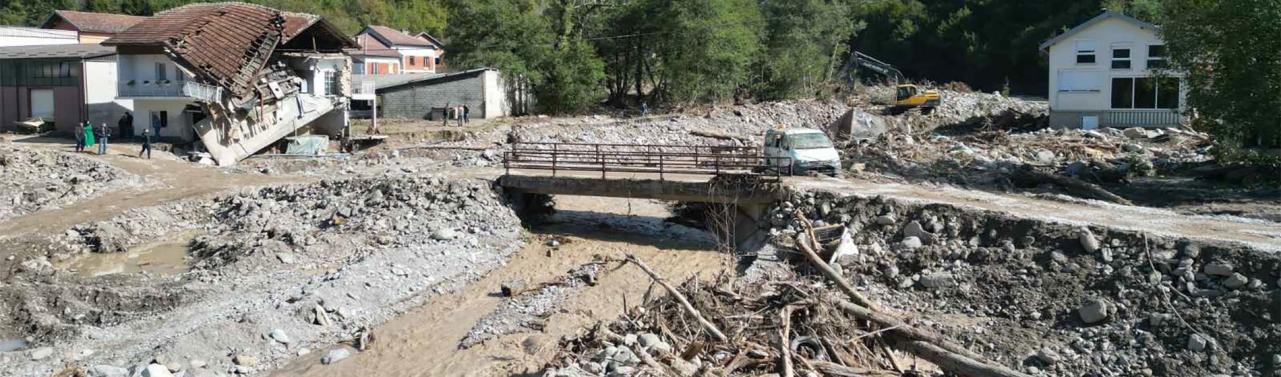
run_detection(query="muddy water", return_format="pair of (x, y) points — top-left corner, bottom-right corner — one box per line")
(60, 231), (198, 277)
(272, 196), (728, 377)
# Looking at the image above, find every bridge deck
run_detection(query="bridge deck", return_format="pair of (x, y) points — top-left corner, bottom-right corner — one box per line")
(498, 170), (784, 204)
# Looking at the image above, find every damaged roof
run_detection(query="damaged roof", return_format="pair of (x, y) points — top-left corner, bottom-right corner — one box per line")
(348, 34), (402, 58)
(281, 12), (358, 48)
(361, 25), (434, 48)
(103, 3), (294, 99)
(42, 10), (148, 34)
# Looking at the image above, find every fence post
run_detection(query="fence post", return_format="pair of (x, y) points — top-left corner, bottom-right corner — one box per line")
(552, 143), (558, 177)
(597, 144), (605, 179)
(659, 150), (665, 181)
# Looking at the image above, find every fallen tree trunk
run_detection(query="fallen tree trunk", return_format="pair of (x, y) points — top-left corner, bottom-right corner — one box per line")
(690, 130), (751, 143)
(626, 254), (729, 342)
(792, 212), (880, 311)
(1011, 166), (1133, 205)
(898, 340), (1031, 377)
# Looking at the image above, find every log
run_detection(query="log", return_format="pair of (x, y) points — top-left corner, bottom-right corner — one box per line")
(792, 212), (880, 311)
(1010, 166), (1133, 205)
(626, 254), (729, 342)
(690, 129), (751, 142)
(898, 340), (1032, 377)
(809, 360), (898, 377)
(834, 301), (1031, 377)
(778, 305), (796, 377)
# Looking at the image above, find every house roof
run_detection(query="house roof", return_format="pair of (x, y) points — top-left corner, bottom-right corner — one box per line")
(362, 25), (433, 47)
(281, 12), (358, 48)
(416, 32), (444, 47)
(103, 2), (287, 98)
(355, 68), (491, 91)
(42, 10), (148, 34)
(0, 44), (115, 60)
(347, 34), (402, 58)
(1039, 11), (1159, 51)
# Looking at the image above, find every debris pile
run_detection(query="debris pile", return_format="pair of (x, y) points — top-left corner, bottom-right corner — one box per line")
(0, 144), (139, 220)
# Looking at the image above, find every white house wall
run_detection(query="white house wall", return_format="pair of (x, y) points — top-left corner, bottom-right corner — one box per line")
(131, 100), (196, 141)
(83, 59), (133, 129)
(117, 54), (190, 84)
(482, 70), (511, 119)
(1047, 18), (1178, 112)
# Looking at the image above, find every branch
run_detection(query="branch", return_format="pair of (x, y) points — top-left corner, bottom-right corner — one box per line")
(625, 254), (728, 342)
(792, 211), (879, 311)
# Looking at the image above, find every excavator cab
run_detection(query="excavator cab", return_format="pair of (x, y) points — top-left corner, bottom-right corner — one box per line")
(891, 84), (941, 114)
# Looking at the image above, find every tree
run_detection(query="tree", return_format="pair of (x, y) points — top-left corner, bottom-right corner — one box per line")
(756, 0), (854, 100)
(657, 0), (763, 103)
(1162, 0), (1281, 149)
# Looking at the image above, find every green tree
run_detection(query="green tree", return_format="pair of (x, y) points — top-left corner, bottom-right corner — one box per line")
(756, 0), (854, 100)
(657, 0), (763, 102)
(1162, 0), (1281, 148)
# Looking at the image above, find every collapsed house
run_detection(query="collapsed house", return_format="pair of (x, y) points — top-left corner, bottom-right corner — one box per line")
(103, 3), (357, 166)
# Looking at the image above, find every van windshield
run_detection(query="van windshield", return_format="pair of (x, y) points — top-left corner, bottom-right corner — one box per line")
(786, 133), (833, 149)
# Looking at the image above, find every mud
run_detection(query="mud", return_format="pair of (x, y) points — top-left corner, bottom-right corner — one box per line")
(0, 143), (141, 220)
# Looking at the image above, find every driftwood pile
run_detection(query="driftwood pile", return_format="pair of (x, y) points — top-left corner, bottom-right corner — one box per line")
(551, 212), (1031, 377)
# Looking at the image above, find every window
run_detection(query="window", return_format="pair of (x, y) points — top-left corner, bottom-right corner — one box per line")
(1075, 40), (1097, 64)
(175, 66), (184, 82)
(434, 57), (441, 65)
(1112, 48), (1131, 69)
(1058, 70), (1101, 92)
(1147, 45), (1168, 69)
(151, 110), (169, 129)
(323, 71), (338, 96)
(353, 63), (365, 75)
(408, 56), (416, 66)
(155, 62), (167, 81)
(1110, 77), (1180, 109)
(32, 62), (73, 79)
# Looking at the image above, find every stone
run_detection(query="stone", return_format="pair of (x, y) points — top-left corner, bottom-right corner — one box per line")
(1079, 229), (1100, 253)
(919, 272), (955, 289)
(87, 365), (130, 377)
(141, 364), (173, 377)
(232, 354), (258, 367)
(270, 329), (291, 344)
(164, 362), (183, 373)
(431, 228), (459, 241)
(1222, 273), (1249, 289)
(29, 346), (53, 360)
(900, 236), (923, 250)
(1204, 262), (1234, 277)
(1180, 243), (1201, 258)
(1188, 333), (1211, 352)
(1036, 348), (1061, 365)
(322, 348), (351, 365)
(875, 214), (896, 225)
(1123, 127), (1150, 139)
(903, 221), (934, 245)
(189, 360), (207, 369)
(276, 253), (296, 264)
(638, 333), (661, 348)
(1079, 298), (1111, 324)
(501, 279), (527, 297)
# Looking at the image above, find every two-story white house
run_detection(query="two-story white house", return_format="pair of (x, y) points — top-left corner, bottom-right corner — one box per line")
(1040, 11), (1186, 129)
(354, 25), (444, 74)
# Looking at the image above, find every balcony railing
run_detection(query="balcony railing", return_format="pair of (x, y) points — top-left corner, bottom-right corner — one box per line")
(1101, 109), (1185, 128)
(118, 80), (223, 102)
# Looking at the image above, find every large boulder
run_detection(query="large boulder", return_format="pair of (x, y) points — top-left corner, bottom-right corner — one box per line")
(830, 109), (888, 141)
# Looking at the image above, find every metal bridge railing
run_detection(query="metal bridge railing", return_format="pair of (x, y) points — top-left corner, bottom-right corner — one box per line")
(503, 142), (792, 180)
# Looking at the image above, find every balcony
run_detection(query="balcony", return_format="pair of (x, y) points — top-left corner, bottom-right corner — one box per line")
(118, 80), (223, 102)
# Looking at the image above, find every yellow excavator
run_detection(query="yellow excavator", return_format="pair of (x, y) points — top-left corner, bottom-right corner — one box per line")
(844, 51), (942, 114)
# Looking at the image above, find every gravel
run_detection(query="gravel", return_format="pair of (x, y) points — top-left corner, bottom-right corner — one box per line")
(0, 144), (141, 220)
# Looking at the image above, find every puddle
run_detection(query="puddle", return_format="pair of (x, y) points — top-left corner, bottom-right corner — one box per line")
(0, 338), (27, 352)
(61, 231), (197, 277)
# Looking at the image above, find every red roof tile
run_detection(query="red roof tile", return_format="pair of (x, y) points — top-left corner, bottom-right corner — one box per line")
(348, 34), (402, 58)
(103, 2), (285, 98)
(43, 10), (148, 34)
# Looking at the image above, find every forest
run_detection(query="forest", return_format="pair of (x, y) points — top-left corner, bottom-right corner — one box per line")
(2, 0), (1277, 148)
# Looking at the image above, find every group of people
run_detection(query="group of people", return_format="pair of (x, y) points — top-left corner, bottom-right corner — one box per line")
(442, 104), (470, 127)
(72, 111), (155, 159)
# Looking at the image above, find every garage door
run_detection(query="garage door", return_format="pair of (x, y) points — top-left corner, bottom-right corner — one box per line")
(30, 89), (54, 119)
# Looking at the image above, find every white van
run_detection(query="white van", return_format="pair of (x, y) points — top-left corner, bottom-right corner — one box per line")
(763, 128), (841, 176)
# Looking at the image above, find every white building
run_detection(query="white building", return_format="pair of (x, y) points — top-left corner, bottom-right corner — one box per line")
(0, 26), (78, 47)
(1040, 11), (1186, 129)
(354, 25), (444, 74)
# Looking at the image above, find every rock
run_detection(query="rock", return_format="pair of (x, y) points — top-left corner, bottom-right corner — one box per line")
(276, 252), (296, 264)
(900, 236), (923, 250)
(919, 272), (955, 289)
(29, 346), (53, 360)
(1079, 229), (1100, 253)
(232, 354), (258, 367)
(501, 279), (527, 297)
(1222, 273), (1249, 289)
(1204, 262), (1234, 277)
(875, 214), (895, 226)
(270, 329), (291, 344)
(1180, 243), (1201, 258)
(1036, 348), (1061, 365)
(141, 364), (173, 377)
(903, 221), (934, 245)
(431, 228), (459, 241)
(87, 365), (130, 377)
(1079, 298), (1111, 324)
(313, 304), (332, 327)
(1188, 333), (1211, 352)
(1123, 127), (1150, 139)
(638, 333), (661, 348)
(321, 348), (351, 365)
(164, 362), (183, 373)
(189, 360), (207, 369)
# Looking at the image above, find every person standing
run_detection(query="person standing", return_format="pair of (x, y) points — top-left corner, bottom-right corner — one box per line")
(442, 103), (451, 127)
(95, 122), (110, 155)
(455, 105), (463, 126)
(118, 112), (134, 140)
(74, 122), (85, 153)
(462, 105), (470, 124)
(138, 127), (152, 159)
(83, 122), (96, 151)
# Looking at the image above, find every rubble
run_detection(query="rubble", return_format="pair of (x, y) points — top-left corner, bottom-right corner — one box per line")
(0, 144), (141, 220)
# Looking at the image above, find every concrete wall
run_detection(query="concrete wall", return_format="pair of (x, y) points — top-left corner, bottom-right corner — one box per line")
(482, 70), (511, 120)
(117, 54), (190, 83)
(376, 69), (491, 118)
(1046, 17), (1186, 128)
(131, 99), (197, 141)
